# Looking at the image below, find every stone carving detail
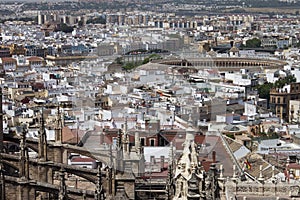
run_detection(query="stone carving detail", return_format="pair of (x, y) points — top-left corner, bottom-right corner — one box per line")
(173, 120), (221, 200)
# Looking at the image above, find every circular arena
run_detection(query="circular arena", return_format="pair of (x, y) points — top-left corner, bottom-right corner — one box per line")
(152, 57), (286, 71)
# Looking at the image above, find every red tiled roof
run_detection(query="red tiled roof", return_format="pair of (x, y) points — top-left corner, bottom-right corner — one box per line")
(63, 127), (85, 144)
(71, 157), (95, 162)
(288, 163), (300, 170)
(1, 57), (16, 62)
(62, 126), (76, 144)
(27, 56), (43, 61)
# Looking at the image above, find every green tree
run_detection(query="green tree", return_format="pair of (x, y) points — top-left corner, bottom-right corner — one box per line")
(86, 17), (106, 24)
(256, 82), (273, 101)
(55, 23), (74, 33)
(78, 20), (84, 27)
(142, 57), (150, 64)
(257, 75), (296, 101)
(274, 75), (296, 88)
(245, 38), (261, 48)
(115, 57), (123, 65)
(142, 54), (161, 64)
(123, 62), (136, 71)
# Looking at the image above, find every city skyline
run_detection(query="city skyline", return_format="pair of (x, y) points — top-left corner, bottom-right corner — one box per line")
(1, 0), (300, 199)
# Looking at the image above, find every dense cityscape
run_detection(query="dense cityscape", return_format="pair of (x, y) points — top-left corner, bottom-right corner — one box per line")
(2, 0), (300, 199)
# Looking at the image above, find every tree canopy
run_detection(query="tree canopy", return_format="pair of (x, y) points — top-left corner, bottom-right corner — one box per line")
(256, 75), (297, 101)
(86, 17), (106, 24)
(55, 23), (74, 33)
(245, 38), (261, 48)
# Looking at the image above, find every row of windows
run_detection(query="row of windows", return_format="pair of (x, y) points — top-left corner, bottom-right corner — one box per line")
(291, 85), (300, 92)
(271, 97), (286, 104)
(112, 137), (156, 147)
(271, 95), (300, 104)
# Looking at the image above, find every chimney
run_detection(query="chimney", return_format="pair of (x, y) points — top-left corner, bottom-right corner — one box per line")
(212, 151), (216, 163)
(160, 156), (165, 169)
(135, 131), (140, 152)
(100, 132), (104, 144)
(150, 156), (155, 164)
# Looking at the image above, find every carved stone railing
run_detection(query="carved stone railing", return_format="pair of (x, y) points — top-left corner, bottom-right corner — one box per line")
(225, 181), (299, 198)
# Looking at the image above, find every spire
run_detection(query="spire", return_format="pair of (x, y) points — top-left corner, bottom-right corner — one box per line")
(38, 108), (47, 161)
(135, 131), (141, 155)
(95, 163), (103, 200)
(169, 142), (174, 166)
(58, 167), (67, 200)
(207, 164), (220, 200)
(55, 104), (63, 143)
(106, 145), (114, 198)
(166, 142), (174, 199)
(106, 163), (113, 196)
(116, 129), (124, 172)
(0, 159), (5, 200)
(109, 144), (113, 168)
(25, 143), (29, 180)
(122, 117), (130, 155)
(20, 124), (27, 180)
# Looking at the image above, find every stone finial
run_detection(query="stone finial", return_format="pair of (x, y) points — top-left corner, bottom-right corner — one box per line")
(38, 108), (48, 161)
(20, 123), (28, 180)
(219, 165), (223, 179)
(169, 142), (174, 165)
(188, 113), (193, 126)
(109, 144), (113, 168)
(55, 105), (62, 143)
(258, 165), (265, 183)
(272, 165), (275, 179)
(58, 167), (67, 200)
(95, 163), (103, 200)
(232, 164), (236, 178)
(135, 131), (141, 154)
(259, 165), (263, 179)
(82, 191), (86, 200)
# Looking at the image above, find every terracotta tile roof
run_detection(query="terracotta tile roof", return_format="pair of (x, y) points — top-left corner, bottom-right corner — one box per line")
(1, 57), (16, 62)
(62, 127), (85, 144)
(62, 126), (76, 144)
(225, 136), (243, 152)
(27, 56), (44, 61)
(71, 157), (95, 163)
(288, 163), (300, 170)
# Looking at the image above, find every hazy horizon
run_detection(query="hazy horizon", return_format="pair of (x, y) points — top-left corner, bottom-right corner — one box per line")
(0, 0), (78, 2)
